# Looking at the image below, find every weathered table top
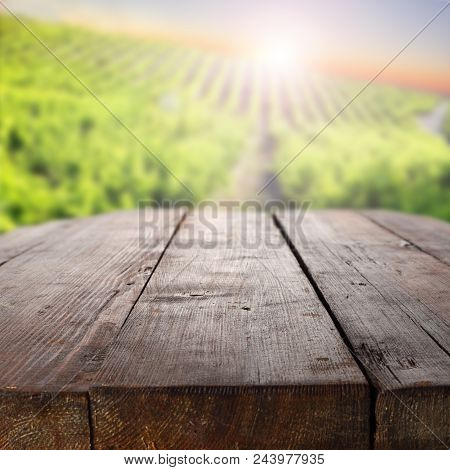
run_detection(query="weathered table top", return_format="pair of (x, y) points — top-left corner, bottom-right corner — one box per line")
(0, 209), (448, 450)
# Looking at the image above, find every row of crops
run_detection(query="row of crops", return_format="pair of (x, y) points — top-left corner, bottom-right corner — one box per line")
(0, 16), (251, 230)
(1, 15), (449, 231)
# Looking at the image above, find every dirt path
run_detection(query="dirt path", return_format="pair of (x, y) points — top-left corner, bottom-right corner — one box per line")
(216, 123), (283, 202)
(227, 122), (282, 202)
(417, 100), (448, 137)
(223, 70), (283, 203)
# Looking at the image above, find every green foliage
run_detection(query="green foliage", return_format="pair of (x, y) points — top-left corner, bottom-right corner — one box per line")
(0, 16), (248, 230)
(269, 77), (449, 221)
(276, 122), (450, 220)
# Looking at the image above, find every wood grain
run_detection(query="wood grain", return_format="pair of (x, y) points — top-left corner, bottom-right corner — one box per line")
(91, 211), (369, 449)
(1, 209), (447, 449)
(92, 385), (368, 450)
(0, 210), (184, 449)
(0, 219), (74, 267)
(0, 391), (90, 449)
(362, 210), (450, 265)
(276, 210), (450, 449)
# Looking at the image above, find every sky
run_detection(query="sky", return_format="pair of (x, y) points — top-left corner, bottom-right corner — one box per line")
(3, 0), (450, 92)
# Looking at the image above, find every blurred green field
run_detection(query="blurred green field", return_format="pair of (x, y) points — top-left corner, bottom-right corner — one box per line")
(1, 15), (449, 231)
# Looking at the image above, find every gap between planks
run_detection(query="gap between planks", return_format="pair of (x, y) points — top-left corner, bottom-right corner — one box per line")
(118, 211), (188, 332)
(360, 210), (450, 267)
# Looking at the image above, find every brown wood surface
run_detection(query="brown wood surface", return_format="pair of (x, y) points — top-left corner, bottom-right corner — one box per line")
(0, 209), (448, 449)
(0, 219), (74, 267)
(276, 210), (450, 449)
(0, 210), (184, 449)
(91, 211), (369, 449)
(363, 210), (450, 265)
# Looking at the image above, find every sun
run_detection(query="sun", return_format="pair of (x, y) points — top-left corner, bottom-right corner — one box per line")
(262, 39), (297, 69)
(252, 34), (301, 71)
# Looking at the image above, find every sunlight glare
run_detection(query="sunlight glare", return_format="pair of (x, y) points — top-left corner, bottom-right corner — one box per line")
(252, 32), (308, 73)
(262, 39), (297, 69)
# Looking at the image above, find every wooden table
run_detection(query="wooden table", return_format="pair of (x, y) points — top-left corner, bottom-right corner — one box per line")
(0, 209), (448, 450)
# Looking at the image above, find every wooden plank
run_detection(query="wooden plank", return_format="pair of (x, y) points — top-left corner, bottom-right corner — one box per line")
(276, 210), (450, 449)
(91, 211), (370, 449)
(0, 209), (184, 449)
(0, 219), (74, 267)
(362, 210), (450, 265)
